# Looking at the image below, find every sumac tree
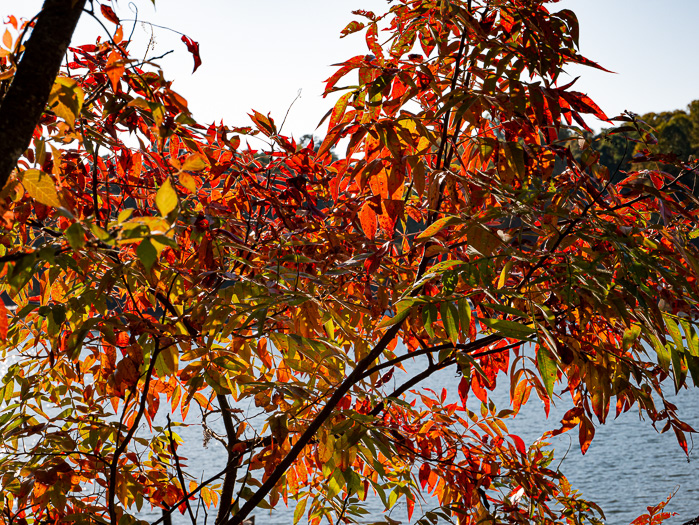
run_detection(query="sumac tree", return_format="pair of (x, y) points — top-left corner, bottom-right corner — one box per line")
(0, 1), (697, 525)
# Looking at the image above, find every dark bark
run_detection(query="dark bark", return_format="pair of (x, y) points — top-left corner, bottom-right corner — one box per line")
(215, 394), (241, 525)
(0, 0), (87, 190)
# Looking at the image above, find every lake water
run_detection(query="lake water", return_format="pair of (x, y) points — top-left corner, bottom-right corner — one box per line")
(136, 353), (699, 525)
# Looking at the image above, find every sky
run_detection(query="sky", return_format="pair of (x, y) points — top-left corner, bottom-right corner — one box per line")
(3, 0), (699, 138)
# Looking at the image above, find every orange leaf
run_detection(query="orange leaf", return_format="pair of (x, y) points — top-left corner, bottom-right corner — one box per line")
(579, 415), (595, 454)
(328, 91), (352, 131)
(511, 380), (531, 415)
(358, 202), (377, 240)
(2, 29), (12, 50)
(105, 50), (124, 92)
(114, 25), (123, 44)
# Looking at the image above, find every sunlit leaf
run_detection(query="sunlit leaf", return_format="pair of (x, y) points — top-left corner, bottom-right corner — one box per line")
(156, 177), (178, 217)
(536, 345), (558, 398)
(47, 76), (84, 128)
(20, 169), (62, 208)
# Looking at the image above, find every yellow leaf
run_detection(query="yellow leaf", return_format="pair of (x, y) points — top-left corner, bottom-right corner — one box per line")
(497, 260), (514, 289)
(47, 77), (84, 128)
(179, 172), (197, 193)
(156, 177), (178, 217)
(182, 153), (208, 172)
(20, 169), (62, 208)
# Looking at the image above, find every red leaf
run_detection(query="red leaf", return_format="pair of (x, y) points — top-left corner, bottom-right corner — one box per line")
(418, 463), (431, 489)
(471, 372), (488, 404)
(0, 301), (7, 341)
(329, 174), (341, 203)
(340, 21), (365, 38)
(375, 367), (394, 387)
(100, 4), (120, 25)
(249, 110), (276, 136)
(324, 55), (366, 96)
(674, 426), (688, 455)
(365, 23), (383, 60)
(406, 493), (415, 521)
(509, 434), (526, 456)
(458, 376), (469, 406)
(569, 53), (615, 73)
(181, 35), (202, 73)
(563, 91), (609, 122)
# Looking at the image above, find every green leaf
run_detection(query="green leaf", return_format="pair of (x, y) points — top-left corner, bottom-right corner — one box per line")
(377, 298), (417, 329)
(480, 318), (536, 340)
(536, 345), (558, 398)
(20, 169), (62, 208)
(686, 355), (699, 386)
(622, 324), (642, 351)
(671, 344), (687, 392)
(482, 303), (528, 319)
(681, 320), (699, 357)
(428, 259), (467, 274)
(651, 335), (671, 372)
(90, 223), (112, 242)
(663, 313), (684, 353)
(156, 177), (178, 217)
(416, 216), (461, 240)
(64, 222), (85, 250)
(440, 302), (458, 345)
(455, 352), (488, 383)
(423, 304), (438, 339)
(327, 469), (344, 499)
(293, 498), (307, 525)
(155, 345), (179, 376)
(458, 298), (471, 337)
(137, 239), (158, 271)
(442, 270), (458, 295)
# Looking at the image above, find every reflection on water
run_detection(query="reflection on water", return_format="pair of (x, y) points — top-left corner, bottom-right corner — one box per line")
(139, 353), (698, 525)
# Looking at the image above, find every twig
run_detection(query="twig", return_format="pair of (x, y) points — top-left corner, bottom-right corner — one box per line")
(166, 414), (197, 525)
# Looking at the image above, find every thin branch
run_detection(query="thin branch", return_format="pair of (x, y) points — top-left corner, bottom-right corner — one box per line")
(166, 415), (197, 525)
(151, 447), (252, 525)
(108, 337), (163, 524)
(361, 333), (502, 380)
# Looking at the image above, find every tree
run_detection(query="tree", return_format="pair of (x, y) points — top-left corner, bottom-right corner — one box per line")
(0, 1), (698, 525)
(585, 100), (699, 186)
(0, 0), (87, 191)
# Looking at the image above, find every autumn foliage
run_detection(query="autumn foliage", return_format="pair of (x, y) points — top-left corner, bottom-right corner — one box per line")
(0, 1), (698, 525)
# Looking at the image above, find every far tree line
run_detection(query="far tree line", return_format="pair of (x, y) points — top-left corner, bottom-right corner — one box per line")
(582, 100), (699, 184)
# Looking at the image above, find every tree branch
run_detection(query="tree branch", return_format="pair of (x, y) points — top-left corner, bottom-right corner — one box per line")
(108, 337), (164, 524)
(166, 415), (197, 525)
(0, 0), (87, 190)
(215, 394), (241, 525)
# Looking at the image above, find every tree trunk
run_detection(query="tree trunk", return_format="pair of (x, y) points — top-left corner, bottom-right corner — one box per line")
(0, 0), (87, 190)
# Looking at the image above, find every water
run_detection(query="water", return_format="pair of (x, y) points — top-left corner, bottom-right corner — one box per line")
(137, 354), (699, 525)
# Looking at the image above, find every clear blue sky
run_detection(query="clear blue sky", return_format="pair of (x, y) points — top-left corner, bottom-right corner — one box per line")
(3, 1), (699, 136)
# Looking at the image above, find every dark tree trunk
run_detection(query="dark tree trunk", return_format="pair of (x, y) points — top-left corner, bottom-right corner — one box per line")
(0, 0), (87, 190)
